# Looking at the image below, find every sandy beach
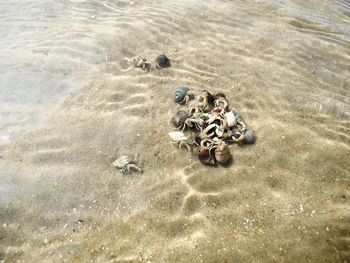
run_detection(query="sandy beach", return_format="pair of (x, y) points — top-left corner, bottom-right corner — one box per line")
(1, 0), (350, 262)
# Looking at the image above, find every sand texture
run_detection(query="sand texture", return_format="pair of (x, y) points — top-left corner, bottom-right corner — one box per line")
(0, 0), (350, 262)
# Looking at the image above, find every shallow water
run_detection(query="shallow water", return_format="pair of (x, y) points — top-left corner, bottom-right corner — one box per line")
(1, 0), (350, 262)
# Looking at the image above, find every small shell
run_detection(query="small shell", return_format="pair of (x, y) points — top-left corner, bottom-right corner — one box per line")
(112, 155), (132, 169)
(233, 111), (241, 120)
(168, 131), (188, 141)
(171, 110), (189, 128)
(198, 147), (215, 165)
(205, 91), (215, 106)
(225, 111), (237, 127)
(214, 92), (226, 99)
(243, 130), (255, 144)
(214, 144), (231, 164)
(156, 54), (170, 68)
(173, 87), (189, 104)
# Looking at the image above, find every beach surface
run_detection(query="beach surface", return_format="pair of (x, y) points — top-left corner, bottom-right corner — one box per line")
(0, 0), (350, 262)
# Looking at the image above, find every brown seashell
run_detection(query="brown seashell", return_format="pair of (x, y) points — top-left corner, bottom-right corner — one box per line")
(214, 92), (226, 99)
(214, 144), (231, 164)
(205, 91), (215, 106)
(172, 110), (188, 128)
(198, 147), (215, 165)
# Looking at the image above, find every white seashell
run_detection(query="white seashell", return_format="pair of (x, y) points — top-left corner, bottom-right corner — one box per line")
(112, 155), (132, 169)
(225, 111), (237, 128)
(168, 131), (188, 141)
(112, 155), (142, 173)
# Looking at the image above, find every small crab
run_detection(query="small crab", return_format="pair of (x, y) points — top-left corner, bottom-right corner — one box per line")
(214, 97), (229, 109)
(131, 56), (151, 70)
(168, 131), (193, 152)
(183, 116), (205, 131)
(112, 155), (142, 173)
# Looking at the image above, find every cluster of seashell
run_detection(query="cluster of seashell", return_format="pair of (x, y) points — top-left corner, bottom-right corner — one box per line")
(169, 87), (255, 166)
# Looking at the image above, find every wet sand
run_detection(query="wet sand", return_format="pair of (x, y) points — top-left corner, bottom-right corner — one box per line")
(1, 0), (350, 262)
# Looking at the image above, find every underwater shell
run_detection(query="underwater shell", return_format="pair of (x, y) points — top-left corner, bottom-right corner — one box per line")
(243, 130), (255, 144)
(171, 110), (189, 128)
(233, 111), (241, 120)
(168, 131), (188, 141)
(112, 155), (132, 169)
(198, 148), (215, 165)
(156, 54), (170, 68)
(225, 111), (237, 128)
(214, 144), (231, 164)
(214, 92), (226, 99)
(173, 87), (189, 104)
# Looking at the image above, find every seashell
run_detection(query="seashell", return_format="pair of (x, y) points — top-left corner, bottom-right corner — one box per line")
(194, 135), (202, 147)
(233, 111), (241, 120)
(112, 155), (132, 169)
(112, 155), (142, 173)
(214, 143), (231, 164)
(156, 54), (170, 68)
(198, 147), (215, 165)
(214, 92), (226, 99)
(243, 130), (255, 144)
(173, 87), (189, 104)
(206, 91), (215, 106)
(225, 111), (237, 127)
(168, 131), (188, 142)
(198, 90), (215, 109)
(214, 97), (229, 109)
(171, 110), (189, 128)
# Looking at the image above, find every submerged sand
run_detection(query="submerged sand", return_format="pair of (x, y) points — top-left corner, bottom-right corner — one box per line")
(0, 0), (350, 262)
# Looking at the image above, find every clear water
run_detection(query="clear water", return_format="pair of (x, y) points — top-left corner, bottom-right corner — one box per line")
(0, 0), (349, 262)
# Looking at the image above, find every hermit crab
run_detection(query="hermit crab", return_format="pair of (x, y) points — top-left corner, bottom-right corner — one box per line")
(196, 138), (231, 165)
(155, 54), (171, 68)
(131, 56), (151, 70)
(169, 87), (255, 166)
(168, 131), (193, 152)
(112, 155), (142, 173)
(172, 87), (194, 105)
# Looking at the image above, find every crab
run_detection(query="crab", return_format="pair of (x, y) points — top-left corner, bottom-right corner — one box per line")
(229, 129), (245, 143)
(168, 131), (193, 151)
(196, 90), (214, 111)
(199, 109), (232, 140)
(112, 155), (142, 173)
(183, 115), (205, 131)
(131, 56), (151, 70)
(200, 122), (232, 140)
(214, 97), (229, 109)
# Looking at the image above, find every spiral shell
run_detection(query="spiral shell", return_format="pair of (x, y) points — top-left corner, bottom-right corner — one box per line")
(173, 87), (189, 104)
(171, 110), (189, 128)
(214, 144), (231, 164)
(243, 130), (255, 144)
(198, 147), (215, 165)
